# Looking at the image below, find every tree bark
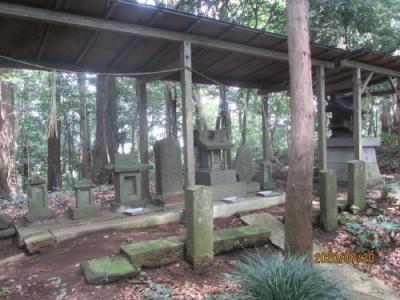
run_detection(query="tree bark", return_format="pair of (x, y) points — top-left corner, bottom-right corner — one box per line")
(47, 73), (62, 191)
(262, 94), (273, 160)
(193, 86), (207, 130)
(241, 89), (251, 145)
(380, 97), (391, 134)
(93, 75), (118, 184)
(285, 0), (314, 256)
(131, 79), (139, 153)
(0, 71), (16, 196)
(78, 73), (92, 179)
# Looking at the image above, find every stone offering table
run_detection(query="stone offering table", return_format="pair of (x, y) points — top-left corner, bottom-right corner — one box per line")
(68, 179), (99, 219)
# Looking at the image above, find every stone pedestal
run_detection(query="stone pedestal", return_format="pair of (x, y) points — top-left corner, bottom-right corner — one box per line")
(327, 137), (382, 186)
(108, 153), (148, 211)
(318, 170), (337, 232)
(259, 160), (275, 189)
(348, 160), (366, 210)
(24, 175), (55, 224)
(185, 185), (214, 270)
(154, 138), (184, 205)
(68, 179), (99, 219)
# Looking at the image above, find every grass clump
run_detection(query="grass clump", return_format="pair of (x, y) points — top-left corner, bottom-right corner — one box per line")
(226, 253), (347, 300)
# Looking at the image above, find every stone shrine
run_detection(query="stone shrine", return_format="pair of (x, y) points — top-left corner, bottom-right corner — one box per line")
(68, 179), (99, 219)
(107, 153), (148, 211)
(154, 138), (184, 204)
(24, 175), (55, 223)
(194, 129), (246, 200)
(326, 94), (382, 186)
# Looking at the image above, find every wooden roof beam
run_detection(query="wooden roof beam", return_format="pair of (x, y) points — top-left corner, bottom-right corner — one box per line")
(0, 2), (335, 68)
(340, 59), (400, 78)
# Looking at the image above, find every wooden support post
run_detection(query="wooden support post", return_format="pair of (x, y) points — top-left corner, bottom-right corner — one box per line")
(316, 66), (327, 169)
(261, 93), (272, 161)
(180, 41), (195, 188)
(353, 68), (363, 160)
(137, 80), (149, 200)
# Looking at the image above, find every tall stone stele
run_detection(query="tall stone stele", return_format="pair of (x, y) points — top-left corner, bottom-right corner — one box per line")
(347, 160), (366, 211)
(68, 179), (99, 220)
(106, 153), (148, 211)
(259, 160), (275, 190)
(24, 175), (55, 223)
(318, 169), (338, 232)
(154, 138), (184, 205)
(185, 185), (214, 270)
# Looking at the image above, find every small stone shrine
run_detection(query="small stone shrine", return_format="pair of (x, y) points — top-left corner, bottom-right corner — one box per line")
(154, 138), (184, 204)
(234, 145), (260, 193)
(106, 153), (148, 211)
(326, 93), (382, 186)
(68, 179), (99, 219)
(24, 175), (55, 224)
(194, 129), (246, 200)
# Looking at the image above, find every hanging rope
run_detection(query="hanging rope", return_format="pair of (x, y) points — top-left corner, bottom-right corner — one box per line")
(47, 70), (58, 138)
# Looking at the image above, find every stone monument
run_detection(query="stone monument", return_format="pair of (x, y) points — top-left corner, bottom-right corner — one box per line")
(106, 153), (148, 211)
(326, 94), (382, 186)
(68, 179), (99, 219)
(24, 175), (55, 224)
(154, 138), (184, 204)
(234, 145), (260, 193)
(194, 129), (246, 200)
(259, 160), (274, 189)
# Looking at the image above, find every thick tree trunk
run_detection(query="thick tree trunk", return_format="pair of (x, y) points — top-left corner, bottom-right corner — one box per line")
(216, 86), (232, 165)
(93, 75), (118, 184)
(78, 73), (92, 179)
(262, 94), (273, 160)
(0, 72), (16, 196)
(380, 97), (391, 134)
(172, 85), (178, 138)
(193, 86), (207, 130)
(47, 74), (62, 191)
(285, 0), (314, 256)
(164, 82), (174, 137)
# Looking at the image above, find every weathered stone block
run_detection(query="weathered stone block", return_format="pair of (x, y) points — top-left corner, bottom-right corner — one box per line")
(68, 206), (99, 220)
(26, 175), (49, 213)
(185, 185), (214, 270)
(258, 160), (274, 189)
(246, 182), (261, 193)
(80, 257), (137, 285)
(0, 226), (16, 239)
(347, 160), (366, 210)
(120, 236), (185, 268)
(0, 213), (13, 229)
(24, 232), (54, 253)
(210, 182), (246, 201)
(154, 138), (183, 202)
(234, 145), (256, 183)
(214, 225), (271, 255)
(195, 169), (237, 186)
(318, 170), (338, 232)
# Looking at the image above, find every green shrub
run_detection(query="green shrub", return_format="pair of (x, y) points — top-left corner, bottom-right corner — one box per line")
(226, 253), (347, 300)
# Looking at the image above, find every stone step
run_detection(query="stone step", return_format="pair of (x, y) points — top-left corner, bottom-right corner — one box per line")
(120, 225), (271, 269)
(80, 256), (137, 285)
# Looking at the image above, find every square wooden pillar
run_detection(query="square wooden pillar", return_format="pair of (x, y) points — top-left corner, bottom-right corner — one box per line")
(137, 80), (150, 199)
(180, 41), (195, 188)
(316, 65), (327, 170)
(353, 68), (362, 160)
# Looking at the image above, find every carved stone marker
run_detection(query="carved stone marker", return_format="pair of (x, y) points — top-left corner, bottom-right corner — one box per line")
(318, 170), (337, 232)
(108, 153), (148, 211)
(68, 179), (99, 219)
(154, 138), (184, 204)
(259, 160), (275, 189)
(185, 185), (214, 271)
(24, 175), (55, 224)
(234, 145), (255, 183)
(348, 160), (366, 210)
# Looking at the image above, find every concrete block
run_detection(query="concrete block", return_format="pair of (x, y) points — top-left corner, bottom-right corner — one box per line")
(195, 169), (237, 186)
(68, 206), (100, 220)
(80, 257), (137, 285)
(211, 182), (246, 201)
(185, 185), (214, 270)
(121, 236), (185, 268)
(318, 170), (338, 232)
(246, 182), (260, 193)
(24, 232), (55, 254)
(348, 160), (366, 210)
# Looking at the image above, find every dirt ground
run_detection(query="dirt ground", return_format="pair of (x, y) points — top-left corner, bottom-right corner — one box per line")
(0, 212), (276, 300)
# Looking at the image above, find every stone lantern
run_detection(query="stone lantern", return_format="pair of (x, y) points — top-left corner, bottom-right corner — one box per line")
(24, 175), (55, 223)
(68, 179), (98, 219)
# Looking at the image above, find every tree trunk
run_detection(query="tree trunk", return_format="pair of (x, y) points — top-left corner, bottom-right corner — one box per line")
(381, 97), (391, 134)
(193, 86), (207, 130)
(78, 73), (92, 179)
(131, 79), (139, 153)
(164, 82), (173, 137)
(47, 73), (62, 191)
(285, 0), (314, 256)
(0, 71), (16, 196)
(262, 94), (273, 160)
(93, 75), (118, 184)
(241, 89), (251, 145)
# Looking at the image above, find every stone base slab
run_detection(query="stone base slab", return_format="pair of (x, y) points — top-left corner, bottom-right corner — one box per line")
(68, 206), (100, 220)
(110, 201), (148, 213)
(80, 257), (137, 285)
(195, 169), (237, 186)
(23, 210), (56, 225)
(246, 182), (261, 193)
(152, 192), (185, 205)
(211, 182), (246, 201)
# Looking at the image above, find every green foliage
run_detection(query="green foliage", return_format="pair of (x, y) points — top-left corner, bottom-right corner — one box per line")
(345, 217), (400, 252)
(381, 182), (393, 200)
(226, 253), (347, 300)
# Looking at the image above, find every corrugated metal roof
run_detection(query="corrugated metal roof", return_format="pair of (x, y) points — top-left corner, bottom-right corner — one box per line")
(0, 0), (398, 93)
